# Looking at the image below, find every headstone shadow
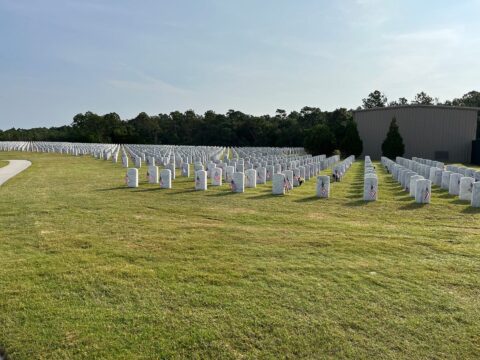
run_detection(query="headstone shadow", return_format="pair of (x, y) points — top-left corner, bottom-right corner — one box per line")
(437, 192), (454, 199)
(132, 187), (163, 192)
(165, 189), (197, 195)
(207, 190), (237, 197)
(396, 195), (413, 202)
(248, 192), (277, 200)
(293, 195), (320, 203)
(450, 199), (470, 205)
(344, 199), (369, 207)
(398, 202), (428, 210)
(96, 186), (130, 191)
(461, 207), (480, 214)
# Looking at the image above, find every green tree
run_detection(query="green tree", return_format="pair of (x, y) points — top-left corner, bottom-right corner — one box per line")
(381, 117), (405, 158)
(303, 124), (336, 156)
(362, 90), (388, 109)
(452, 90), (480, 107)
(412, 91), (433, 105)
(326, 108), (351, 148)
(389, 97), (408, 106)
(452, 91), (480, 138)
(340, 120), (363, 157)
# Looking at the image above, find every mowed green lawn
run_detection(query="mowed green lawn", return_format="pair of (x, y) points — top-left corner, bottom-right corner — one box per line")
(0, 152), (479, 359)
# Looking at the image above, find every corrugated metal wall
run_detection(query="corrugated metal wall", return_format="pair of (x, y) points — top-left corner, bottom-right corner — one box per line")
(354, 106), (478, 163)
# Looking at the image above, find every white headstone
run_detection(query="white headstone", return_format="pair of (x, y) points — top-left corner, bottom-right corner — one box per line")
(415, 179), (431, 204)
(304, 166), (311, 180)
(166, 163), (176, 179)
(465, 168), (475, 178)
(316, 175), (330, 198)
(283, 170), (293, 190)
(256, 167), (266, 184)
(207, 163), (216, 178)
(225, 166), (235, 182)
(364, 175), (378, 201)
(274, 164), (281, 174)
(149, 156), (156, 167)
(404, 171), (416, 191)
(409, 175), (424, 197)
(293, 168), (301, 187)
(194, 162), (204, 172)
(429, 167), (437, 182)
(471, 182), (480, 207)
(231, 172), (245, 193)
(448, 173), (462, 196)
(441, 171), (452, 190)
(181, 163), (190, 177)
(299, 166), (306, 179)
(266, 165), (274, 181)
(211, 167), (223, 186)
(147, 166), (159, 184)
(134, 156), (142, 168)
(474, 171), (480, 182)
(160, 169), (172, 189)
(272, 173), (286, 195)
(122, 156), (129, 168)
(126, 168), (138, 188)
(195, 170), (207, 191)
(245, 169), (257, 188)
(459, 177), (474, 201)
(433, 169), (443, 187)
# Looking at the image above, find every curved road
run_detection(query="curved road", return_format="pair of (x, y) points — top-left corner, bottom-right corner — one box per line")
(0, 160), (32, 186)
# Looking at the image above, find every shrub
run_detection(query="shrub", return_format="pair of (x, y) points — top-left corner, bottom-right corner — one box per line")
(381, 117), (405, 158)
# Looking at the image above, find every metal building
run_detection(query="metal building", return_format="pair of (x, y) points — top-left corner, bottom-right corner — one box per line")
(353, 105), (479, 163)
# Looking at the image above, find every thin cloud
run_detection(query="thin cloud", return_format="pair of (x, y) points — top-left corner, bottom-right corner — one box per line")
(384, 28), (461, 42)
(108, 72), (189, 95)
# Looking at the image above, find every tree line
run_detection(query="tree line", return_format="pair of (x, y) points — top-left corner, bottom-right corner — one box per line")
(0, 90), (478, 156)
(0, 107), (362, 157)
(361, 90), (480, 109)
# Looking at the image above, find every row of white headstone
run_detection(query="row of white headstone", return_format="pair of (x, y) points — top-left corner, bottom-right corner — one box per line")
(122, 144), (307, 170)
(363, 156), (378, 201)
(124, 154), (358, 199)
(123, 145), (326, 174)
(382, 156), (480, 207)
(122, 144), (333, 188)
(315, 155), (356, 198)
(0, 141), (120, 158)
(332, 155), (355, 182)
(381, 157), (431, 204)
(0, 142), (306, 170)
(406, 156), (479, 206)
(121, 147), (327, 188)
(189, 155), (343, 194)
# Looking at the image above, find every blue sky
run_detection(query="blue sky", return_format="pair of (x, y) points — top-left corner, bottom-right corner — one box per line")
(1, 0), (479, 129)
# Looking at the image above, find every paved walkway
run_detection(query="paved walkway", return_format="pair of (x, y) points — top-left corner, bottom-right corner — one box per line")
(0, 160), (32, 186)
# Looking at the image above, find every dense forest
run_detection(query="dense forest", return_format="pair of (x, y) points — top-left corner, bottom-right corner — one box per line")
(1, 90), (479, 156)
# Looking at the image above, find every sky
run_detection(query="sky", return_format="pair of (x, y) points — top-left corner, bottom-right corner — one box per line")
(0, 0), (479, 129)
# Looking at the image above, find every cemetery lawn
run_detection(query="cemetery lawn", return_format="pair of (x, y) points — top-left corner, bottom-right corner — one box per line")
(0, 152), (479, 359)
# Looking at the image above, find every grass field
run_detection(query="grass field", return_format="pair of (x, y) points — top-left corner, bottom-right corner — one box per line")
(0, 152), (479, 359)
(0, 160), (8, 168)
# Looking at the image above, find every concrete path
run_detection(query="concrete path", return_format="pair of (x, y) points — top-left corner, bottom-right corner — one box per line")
(0, 160), (32, 186)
